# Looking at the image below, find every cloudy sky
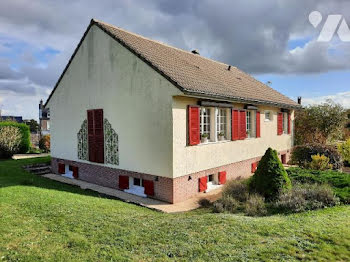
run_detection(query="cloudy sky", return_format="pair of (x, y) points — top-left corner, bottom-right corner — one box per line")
(0, 0), (350, 120)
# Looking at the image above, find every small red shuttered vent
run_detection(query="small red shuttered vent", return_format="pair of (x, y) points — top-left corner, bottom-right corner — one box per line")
(232, 109), (239, 140)
(143, 180), (154, 196)
(119, 175), (129, 190)
(188, 106), (200, 145)
(72, 166), (79, 179)
(239, 110), (247, 139)
(218, 171), (227, 185)
(256, 111), (261, 138)
(58, 163), (65, 174)
(251, 162), (258, 173)
(277, 112), (283, 135)
(199, 176), (208, 192)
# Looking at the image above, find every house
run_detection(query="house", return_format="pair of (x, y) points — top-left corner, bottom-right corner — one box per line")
(45, 19), (300, 203)
(0, 114), (23, 123)
(39, 100), (50, 136)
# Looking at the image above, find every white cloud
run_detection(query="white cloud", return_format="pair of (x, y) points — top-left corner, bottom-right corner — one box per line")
(303, 91), (350, 108)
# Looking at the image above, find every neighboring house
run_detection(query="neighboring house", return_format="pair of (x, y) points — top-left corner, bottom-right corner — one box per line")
(0, 115), (23, 123)
(39, 100), (50, 136)
(45, 19), (300, 203)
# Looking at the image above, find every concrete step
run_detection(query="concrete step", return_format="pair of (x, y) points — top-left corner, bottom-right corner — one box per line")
(23, 164), (51, 175)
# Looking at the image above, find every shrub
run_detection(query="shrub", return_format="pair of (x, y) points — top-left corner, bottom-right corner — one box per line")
(249, 148), (292, 200)
(198, 198), (211, 208)
(39, 135), (51, 152)
(245, 194), (267, 216)
(212, 202), (225, 213)
(287, 167), (350, 203)
(222, 179), (249, 202)
(0, 126), (22, 158)
(212, 195), (241, 213)
(275, 183), (339, 213)
(309, 154), (332, 170)
(291, 144), (342, 170)
(338, 139), (350, 166)
(0, 121), (30, 153)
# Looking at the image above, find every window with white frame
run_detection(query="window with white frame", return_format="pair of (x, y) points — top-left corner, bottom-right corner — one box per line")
(200, 108), (211, 140)
(246, 110), (256, 138)
(282, 112), (288, 133)
(217, 108), (227, 140)
(264, 111), (271, 121)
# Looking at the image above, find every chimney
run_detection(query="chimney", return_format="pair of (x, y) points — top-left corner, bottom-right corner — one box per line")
(297, 96), (302, 105)
(191, 49), (200, 55)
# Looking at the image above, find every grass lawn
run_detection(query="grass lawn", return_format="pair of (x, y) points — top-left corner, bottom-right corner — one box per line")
(1, 157), (350, 261)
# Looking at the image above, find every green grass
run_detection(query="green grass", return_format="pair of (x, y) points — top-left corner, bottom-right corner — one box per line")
(1, 158), (350, 261)
(287, 167), (350, 203)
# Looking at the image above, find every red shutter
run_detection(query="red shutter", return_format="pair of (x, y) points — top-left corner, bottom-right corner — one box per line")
(188, 106), (200, 145)
(87, 109), (104, 163)
(256, 111), (261, 138)
(94, 109), (104, 163)
(199, 176), (207, 192)
(218, 171), (227, 185)
(277, 112), (283, 135)
(251, 162), (257, 173)
(58, 163), (65, 174)
(87, 110), (95, 162)
(119, 175), (129, 190)
(72, 166), (79, 178)
(144, 180), (155, 196)
(287, 113), (291, 134)
(240, 110), (247, 139)
(232, 109), (239, 140)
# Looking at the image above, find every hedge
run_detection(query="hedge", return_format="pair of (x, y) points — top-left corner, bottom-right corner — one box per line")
(0, 121), (30, 153)
(291, 144), (343, 170)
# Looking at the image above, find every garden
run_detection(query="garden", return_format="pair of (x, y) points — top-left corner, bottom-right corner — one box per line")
(1, 156), (349, 261)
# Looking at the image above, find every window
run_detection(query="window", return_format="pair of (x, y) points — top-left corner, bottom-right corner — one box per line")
(246, 111), (251, 137)
(200, 108), (211, 140)
(217, 108), (227, 140)
(246, 110), (256, 138)
(208, 174), (214, 182)
(282, 112), (288, 134)
(264, 111), (271, 121)
(133, 178), (141, 186)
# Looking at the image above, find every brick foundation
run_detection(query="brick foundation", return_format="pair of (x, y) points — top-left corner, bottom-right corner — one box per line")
(52, 149), (290, 204)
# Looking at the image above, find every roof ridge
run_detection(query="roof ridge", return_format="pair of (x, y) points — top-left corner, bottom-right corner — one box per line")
(92, 18), (233, 68)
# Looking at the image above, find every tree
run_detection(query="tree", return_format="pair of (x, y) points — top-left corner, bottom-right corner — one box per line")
(295, 100), (346, 145)
(24, 119), (39, 133)
(249, 148), (292, 200)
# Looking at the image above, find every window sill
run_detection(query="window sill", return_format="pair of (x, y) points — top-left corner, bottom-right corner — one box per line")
(198, 139), (231, 146)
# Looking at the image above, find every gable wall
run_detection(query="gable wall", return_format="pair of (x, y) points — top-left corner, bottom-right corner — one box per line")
(47, 25), (182, 178)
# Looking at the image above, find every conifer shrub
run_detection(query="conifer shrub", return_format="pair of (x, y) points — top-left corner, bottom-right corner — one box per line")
(249, 148), (292, 200)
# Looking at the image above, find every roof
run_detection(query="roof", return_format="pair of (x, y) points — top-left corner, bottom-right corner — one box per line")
(1, 116), (23, 123)
(45, 19), (300, 109)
